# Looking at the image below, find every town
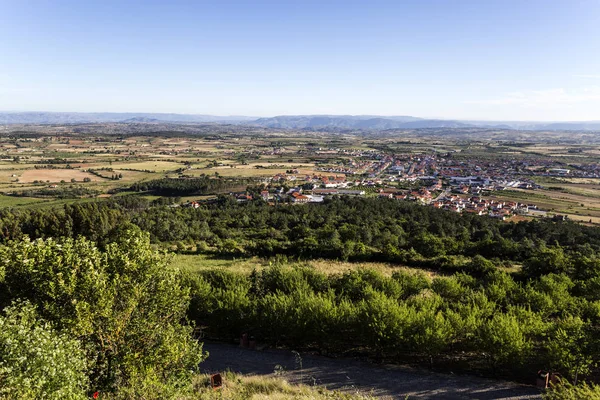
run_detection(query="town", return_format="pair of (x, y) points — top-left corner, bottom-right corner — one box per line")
(209, 147), (598, 222)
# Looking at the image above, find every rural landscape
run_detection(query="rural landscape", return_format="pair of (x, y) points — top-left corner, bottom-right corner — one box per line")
(3, 1), (600, 399)
(0, 119), (600, 399)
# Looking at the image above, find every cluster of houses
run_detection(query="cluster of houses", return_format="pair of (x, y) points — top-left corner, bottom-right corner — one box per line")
(184, 184), (544, 222)
(226, 186), (368, 205)
(377, 188), (433, 203)
(283, 187), (366, 203)
(431, 195), (534, 220)
(448, 176), (540, 194)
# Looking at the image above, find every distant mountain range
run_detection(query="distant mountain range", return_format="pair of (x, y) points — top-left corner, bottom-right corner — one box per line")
(0, 112), (254, 125)
(1, 112), (600, 131)
(251, 115), (473, 130)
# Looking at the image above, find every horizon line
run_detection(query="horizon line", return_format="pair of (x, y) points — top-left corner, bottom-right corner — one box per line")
(1, 110), (600, 124)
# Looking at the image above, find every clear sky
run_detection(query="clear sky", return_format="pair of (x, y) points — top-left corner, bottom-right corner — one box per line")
(1, 0), (600, 120)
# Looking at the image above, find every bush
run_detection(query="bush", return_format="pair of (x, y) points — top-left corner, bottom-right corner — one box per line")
(543, 381), (600, 400)
(0, 228), (205, 392)
(0, 301), (88, 400)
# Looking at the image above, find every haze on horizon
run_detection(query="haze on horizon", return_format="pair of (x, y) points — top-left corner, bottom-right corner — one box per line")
(1, 0), (600, 122)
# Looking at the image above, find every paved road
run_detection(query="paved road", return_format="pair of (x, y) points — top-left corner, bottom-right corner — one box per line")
(434, 188), (451, 202)
(201, 342), (542, 400)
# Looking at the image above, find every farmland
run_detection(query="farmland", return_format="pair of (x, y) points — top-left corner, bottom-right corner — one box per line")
(0, 126), (598, 228)
(1, 123), (600, 399)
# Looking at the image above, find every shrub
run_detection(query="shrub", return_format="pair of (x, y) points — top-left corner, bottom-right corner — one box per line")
(0, 228), (205, 392)
(0, 301), (88, 400)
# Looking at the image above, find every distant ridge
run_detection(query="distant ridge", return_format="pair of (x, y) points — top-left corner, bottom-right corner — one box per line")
(1, 111), (600, 131)
(251, 115), (422, 130)
(0, 112), (255, 125)
(251, 115), (475, 130)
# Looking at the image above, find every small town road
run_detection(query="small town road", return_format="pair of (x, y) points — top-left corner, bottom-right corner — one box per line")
(201, 342), (542, 400)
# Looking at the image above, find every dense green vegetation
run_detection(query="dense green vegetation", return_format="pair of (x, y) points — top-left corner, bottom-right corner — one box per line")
(1, 196), (600, 278)
(11, 185), (100, 199)
(186, 262), (600, 382)
(130, 176), (253, 196)
(1, 196), (600, 396)
(0, 302), (89, 399)
(0, 229), (204, 399)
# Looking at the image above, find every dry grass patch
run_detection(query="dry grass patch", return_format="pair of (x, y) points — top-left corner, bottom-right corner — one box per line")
(109, 160), (183, 172)
(19, 169), (101, 183)
(191, 372), (378, 400)
(306, 259), (436, 277)
(171, 253), (437, 279)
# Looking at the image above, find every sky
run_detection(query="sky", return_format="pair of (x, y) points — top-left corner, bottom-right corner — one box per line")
(1, 0), (600, 121)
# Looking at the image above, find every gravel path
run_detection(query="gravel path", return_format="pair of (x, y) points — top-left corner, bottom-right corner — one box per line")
(201, 342), (542, 399)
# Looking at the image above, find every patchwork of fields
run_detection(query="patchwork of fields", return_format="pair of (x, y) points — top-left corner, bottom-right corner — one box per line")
(0, 132), (598, 228)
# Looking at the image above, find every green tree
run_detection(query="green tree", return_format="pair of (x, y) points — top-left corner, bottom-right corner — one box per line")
(0, 229), (205, 392)
(543, 381), (600, 400)
(412, 307), (453, 367)
(478, 312), (532, 369)
(523, 244), (571, 277)
(0, 301), (88, 400)
(545, 317), (595, 384)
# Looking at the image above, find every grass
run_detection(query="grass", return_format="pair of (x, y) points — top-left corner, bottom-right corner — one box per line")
(190, 371), (379, 400)
(485, 188), (600, 221)
(109, 160), (184, 172)
(0, 194), (48, 208)
(99, 371), (378, 400)
(0, 194), (103, 210)
(170, 253), (438, 278)
(18, 168), (101, 183)
(170, 254), (266, 274)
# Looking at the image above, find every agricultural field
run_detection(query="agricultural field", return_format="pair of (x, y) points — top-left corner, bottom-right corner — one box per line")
(0, 128), (598, 228)
(2, 126), (600, 398)
(18, 168), (99, 183)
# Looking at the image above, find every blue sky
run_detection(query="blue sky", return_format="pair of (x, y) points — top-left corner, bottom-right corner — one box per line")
(1, 0), (599, 120)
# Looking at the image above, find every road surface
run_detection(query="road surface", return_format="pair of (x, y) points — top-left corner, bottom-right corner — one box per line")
(201, 342), (542, 399)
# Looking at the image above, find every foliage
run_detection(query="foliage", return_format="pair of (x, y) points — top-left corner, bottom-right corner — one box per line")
(544, 316), (595, 383)
(543, 381), (600, 400)
(0, 228), (205, 394)
(2, 196), (600, 389)
(0, 301), (89, 400)
(10, 186), (99, 199)
(187, 262), (600, 379)
(2, 197), (600, 282)
(130, 176), (252, 196)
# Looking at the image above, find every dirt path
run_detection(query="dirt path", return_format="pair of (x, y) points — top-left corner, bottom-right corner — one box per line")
(201, 342), (542, 399)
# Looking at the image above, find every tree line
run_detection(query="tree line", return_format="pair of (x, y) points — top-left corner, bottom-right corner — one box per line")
(130, 176), (256, 196)
(1, 196), (598, 281)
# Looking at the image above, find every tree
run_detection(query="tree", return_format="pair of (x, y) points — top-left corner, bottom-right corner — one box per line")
(523, 244), (571, 277)
(543, 381), (600, 400)
(467, 255), (496, 276)
(545, 317), (595, 384)
(0, 228), (205, 392)
(0, 301), (88, 400)
(478, 312), (531, 369)
(412, 306), (453, 367)
(359, 290), (414, 359)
